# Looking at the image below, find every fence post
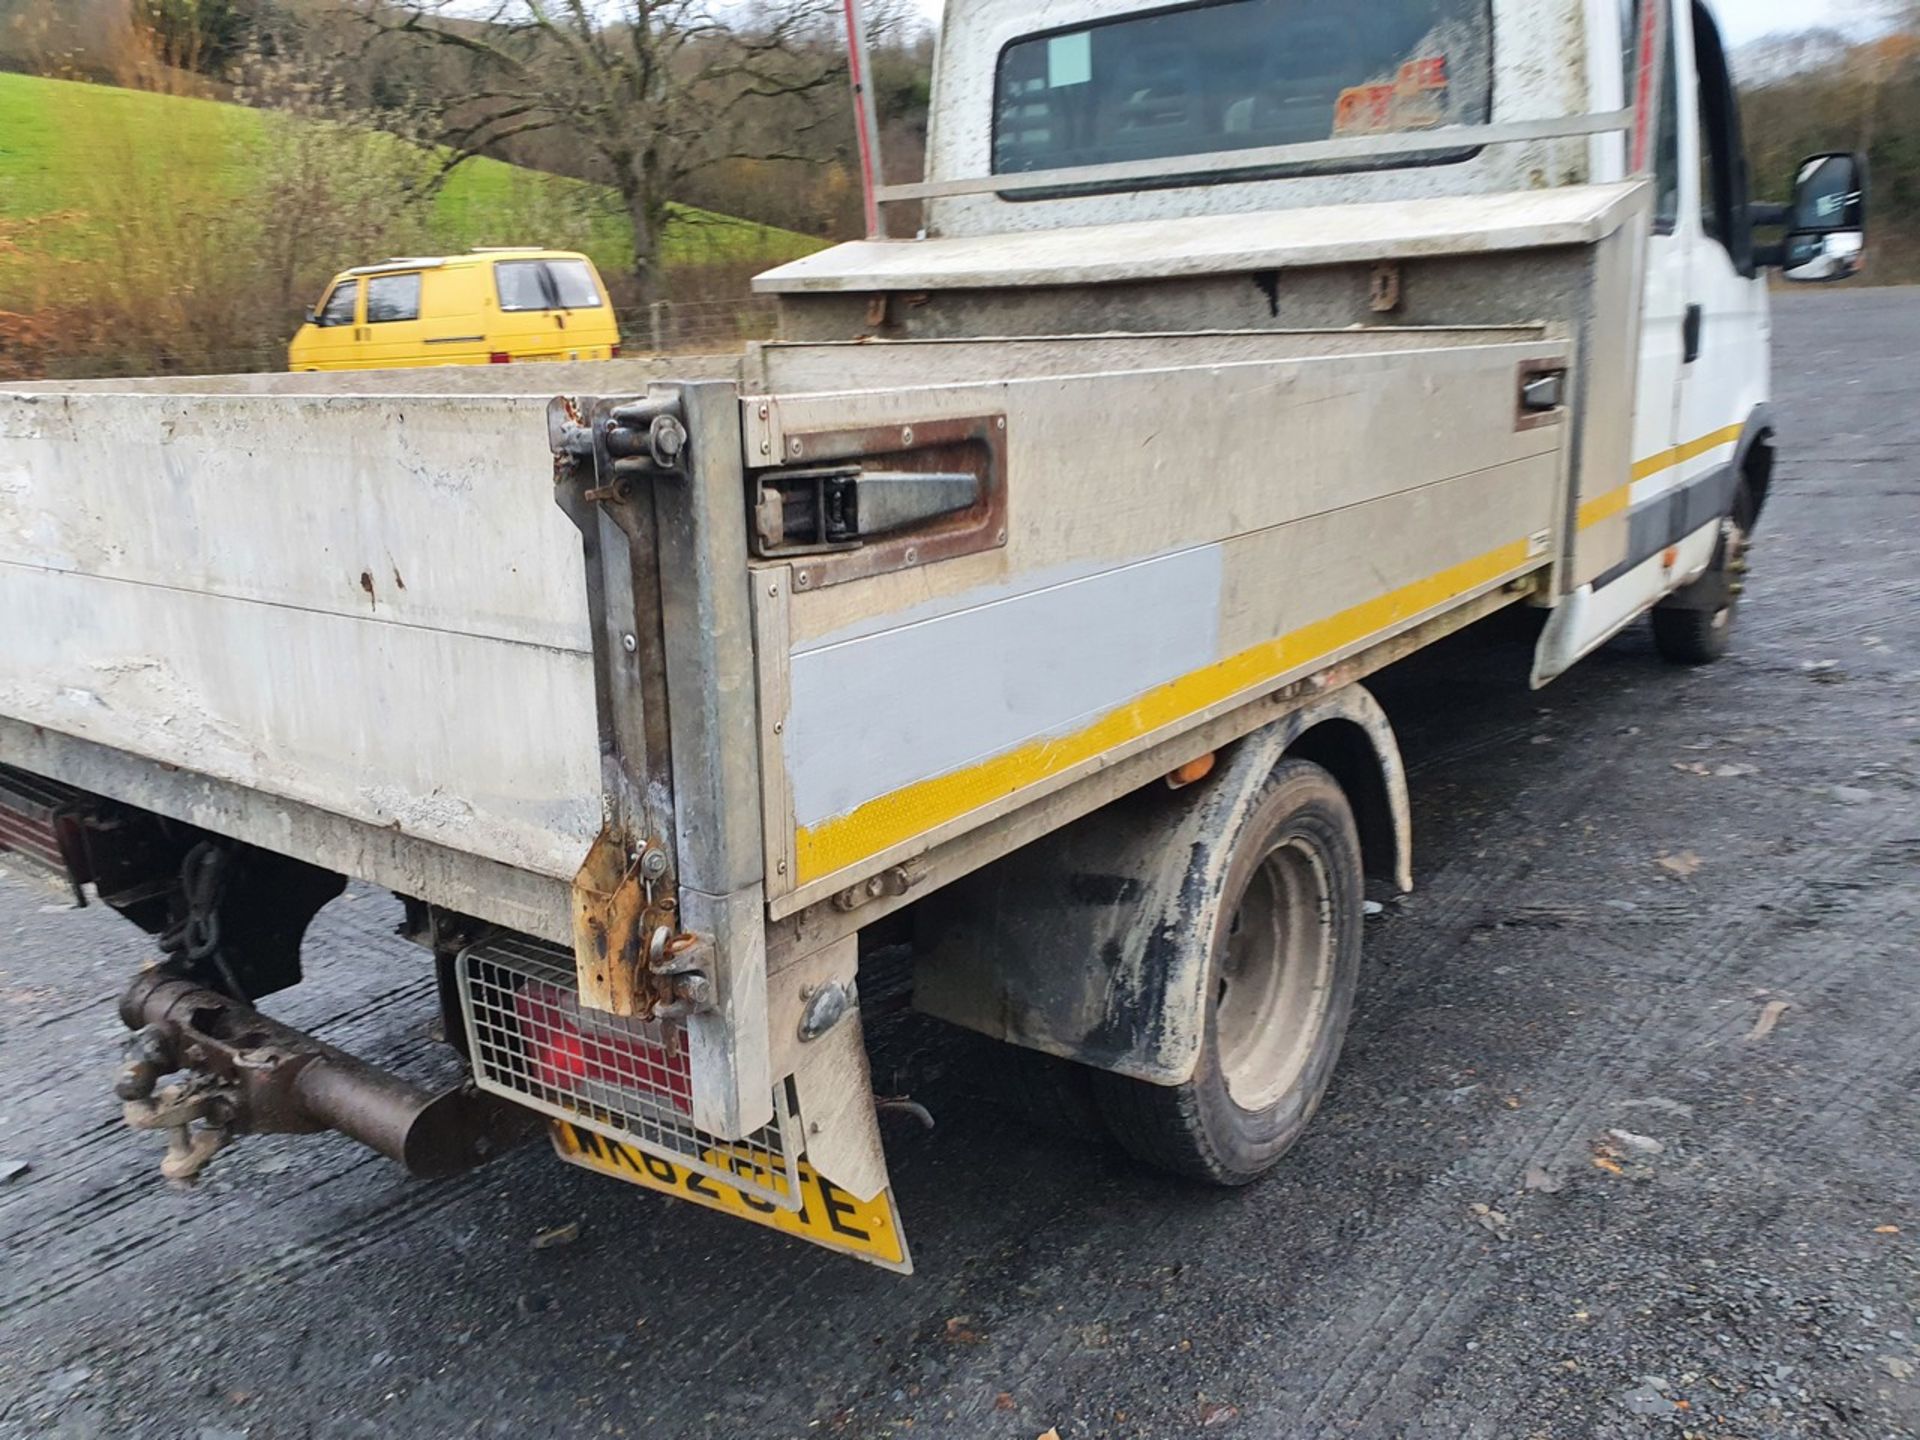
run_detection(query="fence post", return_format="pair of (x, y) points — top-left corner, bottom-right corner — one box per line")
(649, 301), (670, 354)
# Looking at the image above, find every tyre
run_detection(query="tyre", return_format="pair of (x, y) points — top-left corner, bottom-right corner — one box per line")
(1652, 483), (1753, 666)
(1089, 758), (1363, 1185)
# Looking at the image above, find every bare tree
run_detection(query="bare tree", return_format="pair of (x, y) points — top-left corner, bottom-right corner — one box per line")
(366, 0), (846, 303)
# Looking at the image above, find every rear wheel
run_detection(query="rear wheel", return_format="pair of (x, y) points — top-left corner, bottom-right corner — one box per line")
(1090, 759), (1363, 1185)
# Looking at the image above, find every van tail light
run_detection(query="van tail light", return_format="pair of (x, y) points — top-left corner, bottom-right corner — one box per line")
(609, 343), (622, 358)
(511, 980), (692, 1115)
(488, 351), (511, 365)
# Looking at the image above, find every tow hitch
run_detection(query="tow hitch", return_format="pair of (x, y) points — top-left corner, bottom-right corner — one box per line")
(116, 970), (531, 1183)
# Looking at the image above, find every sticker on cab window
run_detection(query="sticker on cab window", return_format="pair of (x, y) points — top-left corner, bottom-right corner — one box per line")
(1334, 56), (1450, 136)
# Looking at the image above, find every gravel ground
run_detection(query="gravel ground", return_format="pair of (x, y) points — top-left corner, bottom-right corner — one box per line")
(1, 290), (1916, 1440)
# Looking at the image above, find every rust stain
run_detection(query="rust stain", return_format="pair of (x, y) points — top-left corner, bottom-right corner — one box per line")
(358, 570), (376, 608)
(570, 827), (658, 1017)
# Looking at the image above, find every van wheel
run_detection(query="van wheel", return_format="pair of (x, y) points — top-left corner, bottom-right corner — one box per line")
(1653, 485), (1753, 665)
(1090, 759), (1362, 1186)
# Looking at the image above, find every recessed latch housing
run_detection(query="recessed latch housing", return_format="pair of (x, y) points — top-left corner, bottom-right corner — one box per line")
(742, 411), (1009, 589)
(753, 468), (981, 556)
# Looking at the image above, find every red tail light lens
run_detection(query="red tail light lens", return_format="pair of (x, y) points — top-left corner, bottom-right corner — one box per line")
(609, 343), (622, 358)
(488, 351), (511, 365)
(512, 981), (692, 1114)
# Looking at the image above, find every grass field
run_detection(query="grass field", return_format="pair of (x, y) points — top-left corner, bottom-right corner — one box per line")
(0, 71), (826, 288)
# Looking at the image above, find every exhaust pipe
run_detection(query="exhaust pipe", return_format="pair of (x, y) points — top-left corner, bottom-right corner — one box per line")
(117, 970), (531, 1183)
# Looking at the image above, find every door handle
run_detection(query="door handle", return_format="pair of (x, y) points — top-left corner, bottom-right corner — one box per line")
(1682, 304), (1703, 364)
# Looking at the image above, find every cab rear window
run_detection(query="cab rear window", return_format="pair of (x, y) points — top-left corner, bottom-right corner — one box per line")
(495, 259), (605, 312)
(993, 0), (1493, 183)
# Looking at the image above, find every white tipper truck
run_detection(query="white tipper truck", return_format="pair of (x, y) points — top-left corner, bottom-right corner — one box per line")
(0, 0), (1868, 1271)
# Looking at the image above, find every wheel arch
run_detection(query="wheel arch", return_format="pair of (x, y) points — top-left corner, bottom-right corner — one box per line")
(1283, 705), (1412, 895)
(1732, 402), (1775, 526)
(911, 683), (1409, 1086)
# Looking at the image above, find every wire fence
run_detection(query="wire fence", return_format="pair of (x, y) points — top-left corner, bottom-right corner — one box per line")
(616, 294), (780, 355)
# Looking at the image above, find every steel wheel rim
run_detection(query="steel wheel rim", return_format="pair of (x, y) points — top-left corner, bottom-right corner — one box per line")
(1214, 836), (1336, 1112)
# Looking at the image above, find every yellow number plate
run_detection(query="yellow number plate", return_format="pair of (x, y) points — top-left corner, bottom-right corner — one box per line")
(549, 1121), (911, 1272)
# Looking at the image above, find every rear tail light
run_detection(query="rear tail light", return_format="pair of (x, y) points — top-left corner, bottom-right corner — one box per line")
(488, 351), (511, 365)
(609, 343), (622, 358)
(512, 980), (692, 1114)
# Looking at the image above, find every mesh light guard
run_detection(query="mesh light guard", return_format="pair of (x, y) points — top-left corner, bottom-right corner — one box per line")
(457, 934), (802, 1211)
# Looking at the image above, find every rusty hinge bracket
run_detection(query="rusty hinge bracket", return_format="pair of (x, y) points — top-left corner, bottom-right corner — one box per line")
(551, 391), (697, 1016)
(568, 829), (716, 1018)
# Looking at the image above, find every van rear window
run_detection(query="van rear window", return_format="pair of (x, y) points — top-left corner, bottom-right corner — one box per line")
(993, 0), (1493, 184)
(495, 259), (605, 312)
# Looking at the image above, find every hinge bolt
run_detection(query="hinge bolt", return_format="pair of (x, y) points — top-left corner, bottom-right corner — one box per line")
(621, 632), (637, 653)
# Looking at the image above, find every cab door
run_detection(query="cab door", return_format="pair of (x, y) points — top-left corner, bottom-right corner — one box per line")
(1671, 1), (1767, 534)
(1633, 0), (1687, 532)
(1532, 0), (1689, 681)
(359, 271), (428, 369)
(294, 278), (362, 371)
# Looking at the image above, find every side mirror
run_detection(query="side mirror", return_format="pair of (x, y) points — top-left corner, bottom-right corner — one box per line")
(1779, 152), (1867, 284)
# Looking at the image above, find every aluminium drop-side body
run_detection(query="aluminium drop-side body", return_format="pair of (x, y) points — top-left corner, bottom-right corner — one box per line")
(0, 0), (1837, 1268)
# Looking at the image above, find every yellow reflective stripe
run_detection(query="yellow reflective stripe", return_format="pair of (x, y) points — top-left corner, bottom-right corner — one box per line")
(1578, 483), (1632, 529)
(1579, 423), (1745, 531)
(1632, 422), (1745, 482)
(794, 534), (1538, 884)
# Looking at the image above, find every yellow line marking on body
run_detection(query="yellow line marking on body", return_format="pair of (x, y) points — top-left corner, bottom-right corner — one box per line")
(794, 536), (1535, 883)
(1579, 423), (1745, 531)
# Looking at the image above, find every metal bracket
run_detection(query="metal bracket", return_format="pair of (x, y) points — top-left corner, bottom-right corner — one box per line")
(552, 391), (691, 1014)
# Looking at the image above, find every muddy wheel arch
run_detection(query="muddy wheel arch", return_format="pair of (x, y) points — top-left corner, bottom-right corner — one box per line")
(911, 684), (1409, 1085)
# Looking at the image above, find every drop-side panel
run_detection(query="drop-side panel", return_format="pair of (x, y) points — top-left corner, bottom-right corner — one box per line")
(0, 391), (602, 885)
(750, 334), (1570, 913)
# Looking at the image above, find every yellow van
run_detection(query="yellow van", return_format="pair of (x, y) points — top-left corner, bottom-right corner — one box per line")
(287, 249), (622, 371)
